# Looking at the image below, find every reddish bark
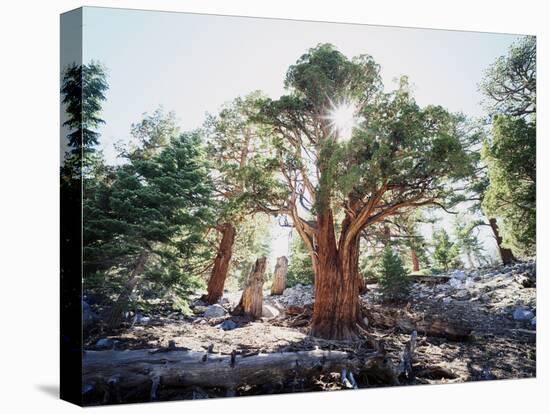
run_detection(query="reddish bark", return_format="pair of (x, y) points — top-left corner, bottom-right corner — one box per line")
(489, 218), (515, 265)
(309, 209), (363, 340)
(201, 223), (236, 305)
(411, 249), (420, 272)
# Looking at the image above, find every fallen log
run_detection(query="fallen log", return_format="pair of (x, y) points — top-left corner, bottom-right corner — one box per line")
(363, 305), (471, 341)
(83, 347), (397, 402)
(409, 274), (451, 284)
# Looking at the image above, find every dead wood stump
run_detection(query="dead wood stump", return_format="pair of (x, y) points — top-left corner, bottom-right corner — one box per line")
(270, 256), (288, 295)
(232, 257), (266, 319)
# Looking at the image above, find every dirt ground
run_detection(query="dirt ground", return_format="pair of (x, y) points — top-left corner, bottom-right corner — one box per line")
(85, 261), (536, 391)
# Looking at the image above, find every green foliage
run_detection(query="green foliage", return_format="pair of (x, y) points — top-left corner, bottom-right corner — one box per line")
(480, 36), (536, 257)
(61, 61), (108, 177)
(258, 43), (475, 226)
(480, 36), (536, 118)
(229, 215), (272, 289)
(126, 107), (180, 160)
(432, 229), (461, 271)
(481, 115), (536, 256)
(454, 217), (487, 267)
(377, 246), (411, 302)
(205, 92), (287, 223)
(83, 128), (214, 310)
(287, 234), (315, 287)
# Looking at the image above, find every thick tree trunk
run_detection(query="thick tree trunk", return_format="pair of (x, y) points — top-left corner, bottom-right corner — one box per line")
(411, 249), (420, 272)
(270, 256), (288, 295)
(104, 251), (149, 329)
(488, 218), (515, 265)
(201, 223), (236, 305)
(310, 210), (362, 340)
(232, 257), (266, 319)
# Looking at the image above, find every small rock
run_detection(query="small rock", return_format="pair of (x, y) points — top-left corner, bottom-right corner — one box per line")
(262, 304), (280, 319)
(513, 308), (535, 321)
(480, 293), (492, 303)
(96, 338), (115, 348)
(83, 301), (98, 329)
(219, 319), (237, 331)
(449, 278), (462, 289)
(451, 270), (466, 280)
(134, 314), (151, 325)
(452, 290), (471, 300)
(531, 317), (536, 327)
(442, 297), (452, 305)
(203, 304), (227, 318)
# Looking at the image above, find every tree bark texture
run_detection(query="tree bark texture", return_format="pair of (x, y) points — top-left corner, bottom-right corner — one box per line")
(310, 209), (362, 340)
(232, 257), (266, 319)
(202, 223), (236, 305)
(489, 218), (516, 265)
(411, 249), (420, 272)
(270, 256), (288, 295)
(104, 251), (149, 329)
(83, 348), (396, 403)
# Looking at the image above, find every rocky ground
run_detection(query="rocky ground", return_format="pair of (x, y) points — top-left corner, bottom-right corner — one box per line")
(85, 260), (536, 391)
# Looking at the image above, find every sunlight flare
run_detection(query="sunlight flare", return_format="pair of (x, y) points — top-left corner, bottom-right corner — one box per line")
(325, 99), (359, 140)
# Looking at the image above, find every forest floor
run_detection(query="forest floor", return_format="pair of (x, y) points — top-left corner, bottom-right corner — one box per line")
(85, 260), (536, 396)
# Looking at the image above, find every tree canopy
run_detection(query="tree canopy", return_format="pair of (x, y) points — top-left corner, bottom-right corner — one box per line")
(481, 37), (536, 257)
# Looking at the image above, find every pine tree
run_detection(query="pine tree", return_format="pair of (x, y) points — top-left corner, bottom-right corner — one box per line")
(83, 130), (214, 327)
(61, 61), (108, 178)
(432, 229), (461, 271)
(377, 246), (411, 302)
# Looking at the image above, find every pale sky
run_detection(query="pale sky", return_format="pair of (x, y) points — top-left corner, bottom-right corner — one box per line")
(80, 7), (524, 265)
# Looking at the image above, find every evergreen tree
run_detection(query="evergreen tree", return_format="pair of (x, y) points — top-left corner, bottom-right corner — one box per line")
(287, 233), (315, 287)
(480, 36), (536, 257)
(257, 44), (475, 339)
(481, 115), (536, 256)
(230, 214), (272, 289)
(84, 130), (214, 326)
(432, 229), (461, 271)
(61, 61), (108, 178)
(377, 246), (411, 302)
(454, 217), (487, 268)
(200, 92), (284, 303)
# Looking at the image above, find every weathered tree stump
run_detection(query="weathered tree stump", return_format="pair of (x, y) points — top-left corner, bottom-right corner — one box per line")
(232, 257), (266, 319)
(270, 256), (288, 295)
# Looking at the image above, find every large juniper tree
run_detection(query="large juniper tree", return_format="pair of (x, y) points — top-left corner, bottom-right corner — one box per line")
(257, 44), (474, 339)
(201, 92), (283, 304)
